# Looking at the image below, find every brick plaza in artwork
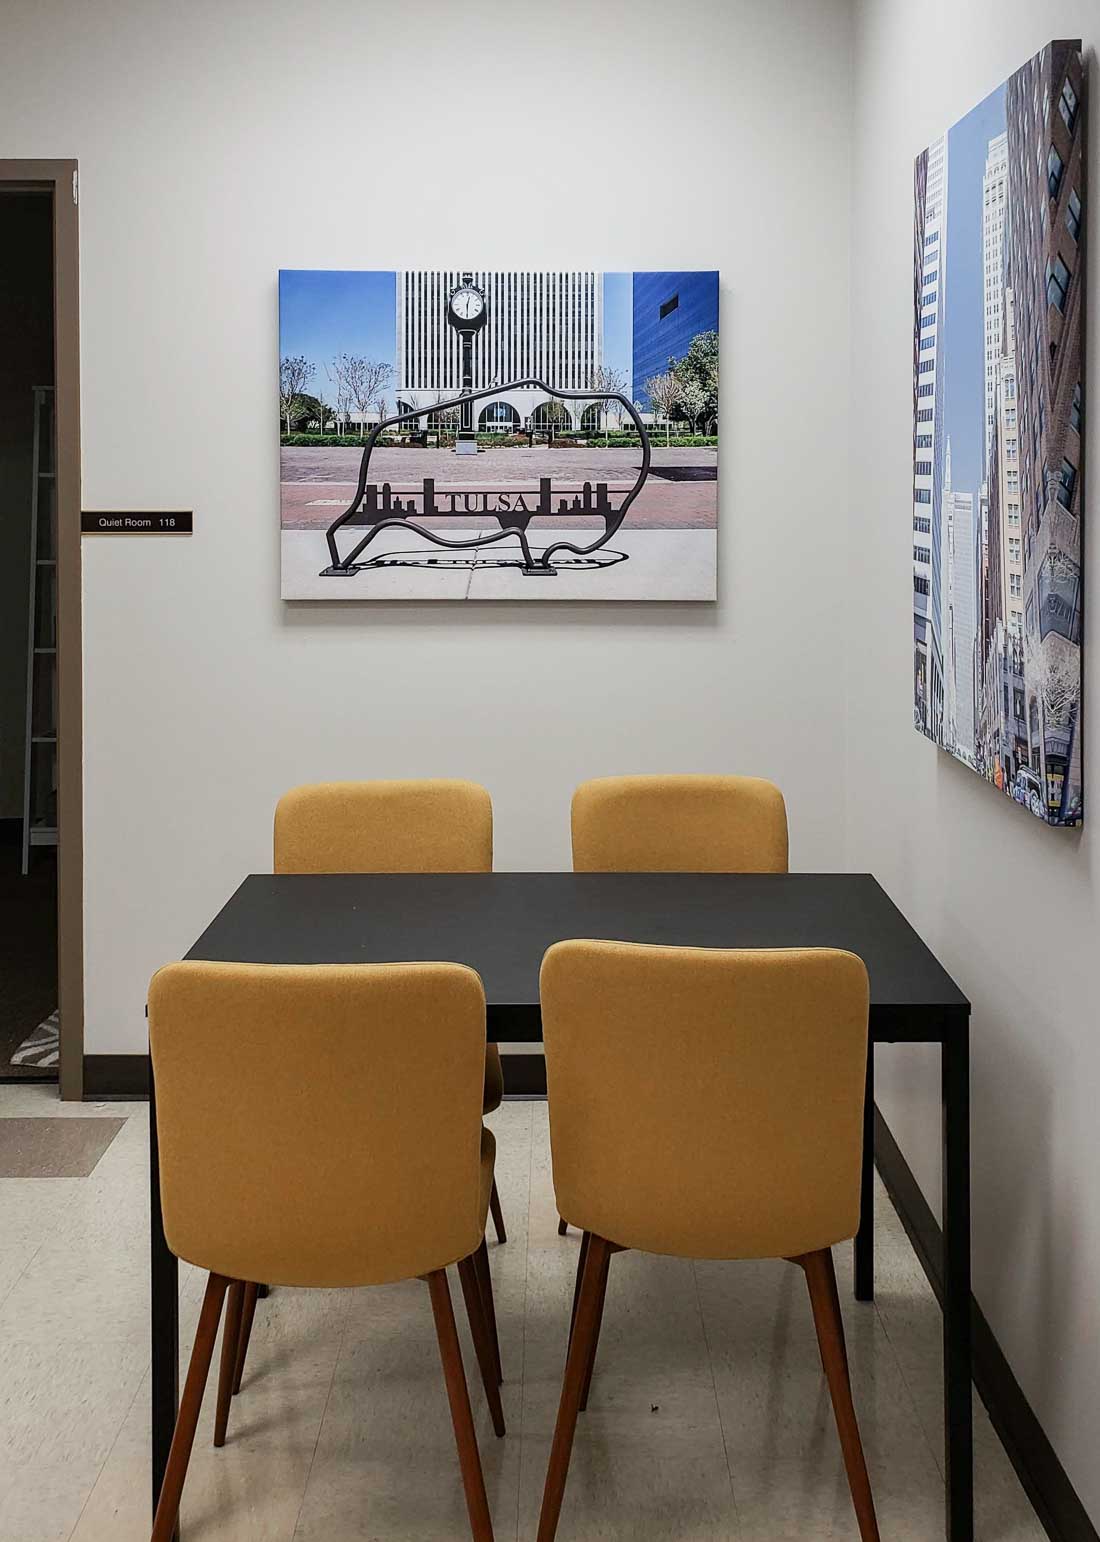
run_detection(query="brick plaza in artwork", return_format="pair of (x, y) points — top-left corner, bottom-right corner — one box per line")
(280, 445), (717, 532)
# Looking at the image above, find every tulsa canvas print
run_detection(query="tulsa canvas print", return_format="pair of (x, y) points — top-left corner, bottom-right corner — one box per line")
(279, 270), (718, 601)
(913, 41), (1085, 826)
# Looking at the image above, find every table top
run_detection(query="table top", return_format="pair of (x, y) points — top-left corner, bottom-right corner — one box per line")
(186, 872), (969, 1042)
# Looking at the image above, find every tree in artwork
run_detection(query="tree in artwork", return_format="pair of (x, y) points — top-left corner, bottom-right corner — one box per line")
(279, 355), (315, 434)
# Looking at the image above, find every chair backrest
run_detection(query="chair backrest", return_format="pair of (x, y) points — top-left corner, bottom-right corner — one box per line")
(274, 779), (492, 874)
(541, 940), (869, 1260)
(148, 960), (488, 1287)
(571, 774), (788, 873)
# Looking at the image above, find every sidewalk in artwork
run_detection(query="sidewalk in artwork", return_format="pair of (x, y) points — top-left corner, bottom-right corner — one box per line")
(280, 528), (716, 601)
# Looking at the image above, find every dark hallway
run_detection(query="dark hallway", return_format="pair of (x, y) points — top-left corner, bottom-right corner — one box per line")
(0, 190), (57, 1078)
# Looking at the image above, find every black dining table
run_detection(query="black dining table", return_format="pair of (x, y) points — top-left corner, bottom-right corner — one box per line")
(151, 871), (972, 1541)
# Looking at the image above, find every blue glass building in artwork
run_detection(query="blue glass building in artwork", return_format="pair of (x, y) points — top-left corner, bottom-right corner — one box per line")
(631, 271), (719, 409)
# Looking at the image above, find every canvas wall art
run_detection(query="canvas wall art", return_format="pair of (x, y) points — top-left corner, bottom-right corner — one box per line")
(279, 270), (718, 601)
(913, 41), (1085, 825)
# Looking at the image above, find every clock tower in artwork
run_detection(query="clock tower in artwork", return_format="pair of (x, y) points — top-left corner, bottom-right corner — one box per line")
(446, 272), (487, 455)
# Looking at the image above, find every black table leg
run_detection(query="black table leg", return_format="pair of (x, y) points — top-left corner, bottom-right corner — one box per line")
(854, 1038), (875, 1301)
(942, 1025), (973, 1541)
(149, 1066), (180, 1538)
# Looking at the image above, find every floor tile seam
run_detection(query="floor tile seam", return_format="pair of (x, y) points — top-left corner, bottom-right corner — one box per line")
(63, 1350), (148, 1542)
(289, 1287), (356, 1541)
(690, 1256), (745, 1535)
(873, 1292), (948, 1486)
(0, 1229), (54, 1319)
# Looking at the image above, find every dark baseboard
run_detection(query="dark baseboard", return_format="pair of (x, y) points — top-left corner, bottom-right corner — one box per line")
(83, 1053), (150, 1098)
(501, 1053), (547, 1097)
(874, 1108), (1097, 1542)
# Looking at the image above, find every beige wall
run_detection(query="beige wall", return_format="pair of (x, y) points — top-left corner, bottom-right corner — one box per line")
(0, 0), (855, 1046)
(848, 1), (1098, 1522)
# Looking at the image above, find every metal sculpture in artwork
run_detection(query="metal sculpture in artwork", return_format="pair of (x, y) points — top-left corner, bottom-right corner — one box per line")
(321, 273), (650, 579)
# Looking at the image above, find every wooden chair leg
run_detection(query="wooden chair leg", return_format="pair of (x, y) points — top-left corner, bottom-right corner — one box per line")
(151, 1273), (229, 1542)
(213, 1280), (244, 1448)
(798, 1248), (881, 1542)
(557, 1217), (568, 1236)
(473, 1238), (502, 1387)
(232, 1281), (259, 1395)
(489, 1179), (507, 1246)
(427, 1269), (495, 1542)
(537, 1235), (612, 1542)
(457, 1255), (506, 1436)
(568, 1231), (591, 1348)
(578, 1241), (611, 1412)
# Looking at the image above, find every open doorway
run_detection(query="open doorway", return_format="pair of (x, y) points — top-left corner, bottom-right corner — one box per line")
(0, 163), (82, 1098)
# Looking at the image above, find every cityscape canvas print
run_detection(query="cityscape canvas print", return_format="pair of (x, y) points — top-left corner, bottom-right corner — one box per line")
(279, 270), (718, 601)
(913, 41), (1085, 825)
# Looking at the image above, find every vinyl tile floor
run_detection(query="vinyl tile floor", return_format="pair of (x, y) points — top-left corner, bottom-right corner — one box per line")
(0, 1086), (1048, 1542)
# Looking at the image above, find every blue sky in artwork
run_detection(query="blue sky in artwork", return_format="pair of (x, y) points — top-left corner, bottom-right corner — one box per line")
(280, 269), (637, 399)
(942, 80), (1007, 499)
(602, 272), (633, 393)
(279, 270), (397, 395)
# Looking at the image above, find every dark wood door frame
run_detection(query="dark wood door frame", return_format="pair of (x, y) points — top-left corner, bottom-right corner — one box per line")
(0, 160), (83, 1099)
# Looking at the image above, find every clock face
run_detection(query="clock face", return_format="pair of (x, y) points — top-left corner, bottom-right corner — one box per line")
(451, 287), (485, 322)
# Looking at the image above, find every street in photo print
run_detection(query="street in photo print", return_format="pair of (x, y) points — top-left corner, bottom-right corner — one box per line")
(279, 269), (718, 601)
(913, 41), (1084, 825)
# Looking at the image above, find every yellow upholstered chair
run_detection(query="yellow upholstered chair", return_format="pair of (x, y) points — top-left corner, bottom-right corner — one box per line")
(148, 960), (503, 1542)
(274, 779), (507, 1246)
(557, 773), (789, 1237)
(274, 779), (494, 876)
(570, 773), (789, 875)
(538, 940), (878, 1542)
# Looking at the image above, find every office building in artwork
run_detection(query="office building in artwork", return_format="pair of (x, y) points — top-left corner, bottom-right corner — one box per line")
(632, 271), (720, 412)
(396, 270), (602, 432)
(944, 449), (976, 762)
(913, 135), (948, 744)
(981, 132), (1009, 471)
(1003, 42), (1085, 821)
(913, 40), (1084, 825)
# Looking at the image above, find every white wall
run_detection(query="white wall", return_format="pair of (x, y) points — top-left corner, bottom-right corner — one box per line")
(0, 0), (854, 1051)
(848, 0), (1099, 1522)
